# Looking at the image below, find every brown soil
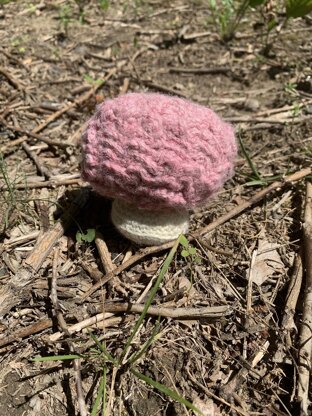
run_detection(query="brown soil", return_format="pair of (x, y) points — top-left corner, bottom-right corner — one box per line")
(0, 1), (312, 415)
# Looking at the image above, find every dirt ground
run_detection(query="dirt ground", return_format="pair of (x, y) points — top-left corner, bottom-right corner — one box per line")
(0, 0), (312, 415)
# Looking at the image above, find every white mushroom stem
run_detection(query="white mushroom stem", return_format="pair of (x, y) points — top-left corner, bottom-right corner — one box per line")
(111, 199), (189, 246)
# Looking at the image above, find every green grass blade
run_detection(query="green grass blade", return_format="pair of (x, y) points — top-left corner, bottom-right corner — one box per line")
(118, 236), (182, 365)
(91, 366), (107, 416)
(128, 320), (161, 365)
(31, 354), (83, 362)
(131, 369), (204, 416)
(245, 179), (268, 186)
(286, 0), (312, 18)
(88, 331), (117, 364)
(89, 330), (105, 352)
(238, 134), (263, 181)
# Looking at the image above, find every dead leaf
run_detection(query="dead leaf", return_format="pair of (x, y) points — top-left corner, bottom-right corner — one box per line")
(248, 239), (284, 285)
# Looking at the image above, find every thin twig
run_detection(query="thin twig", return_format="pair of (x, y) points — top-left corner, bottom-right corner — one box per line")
(169, 66), (231, 75)
(21, 142), (52, 179)
(95, 232), (115, 274)
(298, 181), (312, 415)
(3, 178), (83, 190)
(94, 302), (230, 318)
(48, 304), (229, 343)
(226, 115), (312, 125)
(281, 250), (303, 347)
(0, 118), (71, 150)
(95, 231), (127, 296)
(0, 66), (23, 89)
(132, 78), (188, 98)
(49, 316), (131, 342)
(0, 318), (52, 348)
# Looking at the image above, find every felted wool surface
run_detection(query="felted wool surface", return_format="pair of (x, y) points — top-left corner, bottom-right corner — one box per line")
(111, 199), (189, 246)
(82, 93), (237, 210)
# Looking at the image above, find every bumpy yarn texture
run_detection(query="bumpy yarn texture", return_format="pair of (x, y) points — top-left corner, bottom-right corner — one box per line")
(82, 93), (237, 210)
(111, 199), (189, 246)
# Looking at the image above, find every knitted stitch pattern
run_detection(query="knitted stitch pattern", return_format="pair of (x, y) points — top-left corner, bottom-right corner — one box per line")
(111, 199), (189, 246)
(82, 93), (237, 210)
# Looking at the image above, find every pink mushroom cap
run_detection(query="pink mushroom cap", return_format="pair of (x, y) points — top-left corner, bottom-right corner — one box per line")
(81, 93), (237, 210)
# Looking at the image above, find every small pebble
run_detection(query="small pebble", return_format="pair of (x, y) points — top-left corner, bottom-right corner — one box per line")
(244, 98), (260, 112)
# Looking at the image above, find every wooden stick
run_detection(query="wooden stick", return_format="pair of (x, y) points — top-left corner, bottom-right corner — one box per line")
(0, 118), (70, 150)
(298, 181), (312, 415)
(5, 178), (83, 190)
(95, 231), (115, 274)
(0, 66), (23, 89)
(169, 66), (230, 75)
(0, 319), (52, 348)
(94, 302), (230, 319)
(21, 141), (52, 179)
(49, 304), (230, 342)
(82, 166), (312, 299)
(0, 301), (229, 347)
(281, 250), (303, 347)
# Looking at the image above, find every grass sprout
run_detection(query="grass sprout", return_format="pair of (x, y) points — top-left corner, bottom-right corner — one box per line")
(238, 134), (286, 186)
(118, 236), (181, 365)
(131, 368), (204, 415)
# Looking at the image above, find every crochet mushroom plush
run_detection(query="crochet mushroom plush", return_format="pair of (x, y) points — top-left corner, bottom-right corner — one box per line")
(81, 93), (237, 245)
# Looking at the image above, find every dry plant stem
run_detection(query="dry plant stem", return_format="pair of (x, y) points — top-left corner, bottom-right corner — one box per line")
(94, 302), (230, 318)
(106, 367), (117, 416)
(298, 181), (312, 416)
(10, 178), (83, 190)
(0, 318), (52, 348)
(51, 249), (88, 416)
(0, 118), (70, 149)
(0, 302), (228, 347)
(80, 261), (104, 282)
(119, 77), (130, 95)
(49, 316), (127, 343)
(49, 304), (229, 343)
(247, 249), (257, 314)
(0, 189), (89, 318)
(169, 66), (230, 75)
(95, 232), (115, 274)
(31, 73), (112, 134)
(133, 78), (188, 98)
(95, 232), (127, 296)
(21, 141), (52, 179)
(195, 167), (312, 238)
(83, 167), (312, 299)
(254, 99), (312, 117)
(228, 115), (312, 125)
(281, 250), (303, 347)
(0, 66), (22, 89)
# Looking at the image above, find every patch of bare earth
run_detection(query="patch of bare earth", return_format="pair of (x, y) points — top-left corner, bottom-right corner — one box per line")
(0, 0), (312, 415)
